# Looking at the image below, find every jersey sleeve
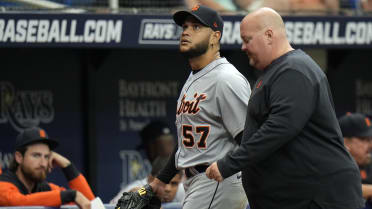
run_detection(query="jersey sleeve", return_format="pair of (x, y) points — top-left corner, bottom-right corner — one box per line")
(215, 70), (251, 138)
(63, 164), (95, 201)
(0, 181), (63, 206)
(68, 174), (95, 200)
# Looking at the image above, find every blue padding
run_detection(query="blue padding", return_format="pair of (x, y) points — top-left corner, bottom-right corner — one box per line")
(1, 203), (251, 209)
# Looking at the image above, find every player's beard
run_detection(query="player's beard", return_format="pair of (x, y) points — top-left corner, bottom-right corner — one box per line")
(20, 164), (48, 183)
(180, 38), (209, 59)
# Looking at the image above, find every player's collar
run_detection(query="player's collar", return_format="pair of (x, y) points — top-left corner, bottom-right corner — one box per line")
(190, 57), (228, 80)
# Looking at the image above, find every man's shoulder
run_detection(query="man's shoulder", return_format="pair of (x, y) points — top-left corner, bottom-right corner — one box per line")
(284, 50), (325, 77)
(210, 58), (237, 72)
(214, 59), (237, 70)
(270, 52), (324, 85)
(0, 170), (52, 193)
(214, 63), (245, 79)
(215, 65), (249, 88)
(0, 170), (30, 194)
(0, 170), (17, 183)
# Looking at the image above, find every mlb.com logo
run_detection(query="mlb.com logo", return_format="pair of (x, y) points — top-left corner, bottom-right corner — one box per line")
(138, 19), (182, 44)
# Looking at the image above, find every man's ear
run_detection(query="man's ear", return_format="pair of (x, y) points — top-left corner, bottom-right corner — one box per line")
(214, 31), (221, 41)
(265, 29), (273, 45)
(15, 151), (23, 164)
(344, 138), (351, 151)
(147, 174), (155, 183)
(211, 31), (221, 46)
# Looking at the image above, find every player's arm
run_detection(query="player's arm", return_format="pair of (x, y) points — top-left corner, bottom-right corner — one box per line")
(51, 152), (95, 200)
(49, 184), (90, 209)
(216, 70), (251, 142)
(63, 164), (95, 200)
(150, 145), (178, 195)
(0, 181), (75, 206)
(218, 69), (316, 178)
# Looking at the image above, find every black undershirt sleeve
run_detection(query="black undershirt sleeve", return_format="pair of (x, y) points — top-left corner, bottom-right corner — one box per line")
(62, 163), (80, 181)
(156, 146), (178, 184)
(234, 131), (243, 145)
(60, 190), (76, 204)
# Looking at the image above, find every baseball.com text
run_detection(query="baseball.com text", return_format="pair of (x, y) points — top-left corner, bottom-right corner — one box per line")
(0, 19), (122, 43)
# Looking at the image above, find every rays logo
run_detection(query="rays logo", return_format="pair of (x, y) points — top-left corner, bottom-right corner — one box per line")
(0, 81), (54, 132)
(119, 150), (151, 188)
(138, 19), (182, 45)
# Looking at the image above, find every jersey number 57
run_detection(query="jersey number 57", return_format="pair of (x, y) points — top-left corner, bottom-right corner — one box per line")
(182, 125), (210, 149)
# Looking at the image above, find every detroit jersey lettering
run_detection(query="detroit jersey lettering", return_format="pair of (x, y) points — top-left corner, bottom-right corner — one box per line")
(177, 93), (207, 115)
(175, 57), (251, 169)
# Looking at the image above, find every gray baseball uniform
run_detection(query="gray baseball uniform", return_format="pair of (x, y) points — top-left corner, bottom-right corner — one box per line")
(175, 57), (250, 209)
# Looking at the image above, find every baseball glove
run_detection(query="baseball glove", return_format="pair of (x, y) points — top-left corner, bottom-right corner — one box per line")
(115, 184), (161, 209)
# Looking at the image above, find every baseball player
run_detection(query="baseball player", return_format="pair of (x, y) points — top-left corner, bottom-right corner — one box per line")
(115, 5), (250, 209)
(143, 5), (251, 209)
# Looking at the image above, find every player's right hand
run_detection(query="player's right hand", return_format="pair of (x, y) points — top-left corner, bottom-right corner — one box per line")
(48, 151), (71, 171)
(206, 162), (224, 182)
(149, 178), (166, 198)
(75, 191), (91, 209)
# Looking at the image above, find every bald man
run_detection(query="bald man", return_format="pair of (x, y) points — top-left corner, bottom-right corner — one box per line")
(206, 7), (364, 209)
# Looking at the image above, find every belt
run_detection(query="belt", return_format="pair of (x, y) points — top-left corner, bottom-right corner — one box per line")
(185, 164), (209, 178)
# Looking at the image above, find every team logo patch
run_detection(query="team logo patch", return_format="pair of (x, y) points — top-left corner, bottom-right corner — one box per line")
(39, 130), (46, 138)
(192, 5), (200, 11)
(361, 169), (367, 179)
(256, 80), (263, 89)
(366, 118), (371, 127)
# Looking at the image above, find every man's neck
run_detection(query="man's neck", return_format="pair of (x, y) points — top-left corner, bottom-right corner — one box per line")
(189, 50), (221, 71)
(16, 168), (35, 193)
(272, 39), (294, 63)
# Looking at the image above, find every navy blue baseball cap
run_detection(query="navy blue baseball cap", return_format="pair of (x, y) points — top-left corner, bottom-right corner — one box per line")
(139, 121), (171, 143)
(339, 113), (372, 138)
(137, 121), (172, 150)
(173, 5), (224, 37)
(16, 127), (59, 150)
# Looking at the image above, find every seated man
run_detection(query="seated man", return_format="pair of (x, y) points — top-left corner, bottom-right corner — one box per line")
(110, 156), (185, 204)
(0, 127), (95, 209)
(138, 121), (175, 164)
(339, 113), (372, 201)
